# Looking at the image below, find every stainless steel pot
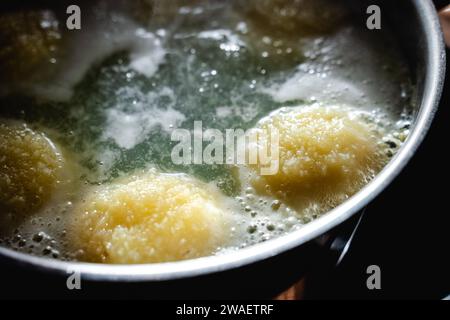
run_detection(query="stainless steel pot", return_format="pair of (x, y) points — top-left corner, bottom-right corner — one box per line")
(0, 0), (445, 299)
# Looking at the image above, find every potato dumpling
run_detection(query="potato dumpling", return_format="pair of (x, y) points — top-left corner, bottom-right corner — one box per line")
(108, 0), (155, 26)
(232, 0), (348, 70)
(248, 105), (387, 209)
(0, 121), (64, 216)
(237, 0), (348, 37)
(71, 170), (230, 264)
(0, 10), (61, 84)
(151, 1), (203, 17)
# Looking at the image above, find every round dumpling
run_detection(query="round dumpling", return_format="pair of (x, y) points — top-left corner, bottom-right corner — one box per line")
(71, 170), (230, 264)
(0, 10), (61, 85)
(247, 105), (387, 209)
(237, 0), (348, 37)
(232, 0), (348, 70)
(108, 0), (155, 26)
(0, 121), (64, 216)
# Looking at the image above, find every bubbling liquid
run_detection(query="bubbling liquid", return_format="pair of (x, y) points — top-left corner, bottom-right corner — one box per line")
(0, 0), (413, 263)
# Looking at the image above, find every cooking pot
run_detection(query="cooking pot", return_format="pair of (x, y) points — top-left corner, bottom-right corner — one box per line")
(0, 0), (445, 299)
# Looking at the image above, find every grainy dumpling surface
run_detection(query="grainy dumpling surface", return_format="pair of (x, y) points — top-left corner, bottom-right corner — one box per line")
(71, 170), (230, 264)
(0, 121), (63, 215)
(248, 105), (387, 210)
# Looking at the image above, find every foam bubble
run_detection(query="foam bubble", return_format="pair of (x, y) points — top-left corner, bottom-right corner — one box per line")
(102, 87), (186, 149)
(31, 17), (166, 102)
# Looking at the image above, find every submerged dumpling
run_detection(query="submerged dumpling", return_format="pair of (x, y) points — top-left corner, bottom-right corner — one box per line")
(71, 170), (230, 264)
(0, 10), (61, 86)
(231, 0), (348, 70)
(0, 121), (64, 216)
(247, 105), (387, 210)
(237, 0), (348, 37)
(107, 0), (155, 26)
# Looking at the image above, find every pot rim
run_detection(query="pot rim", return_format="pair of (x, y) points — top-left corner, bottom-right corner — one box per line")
(0, 0), (445, 282)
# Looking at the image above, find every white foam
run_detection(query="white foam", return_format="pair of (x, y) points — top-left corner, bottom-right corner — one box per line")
(31, 17), (166, 102)
(261, 72), (367, 107)
(129, 29), (166, 77)
(197, 29), (244, 52)
(215, 106), (233, 118)
(102, 87), (185, 149)
(215, 104), (259, 122)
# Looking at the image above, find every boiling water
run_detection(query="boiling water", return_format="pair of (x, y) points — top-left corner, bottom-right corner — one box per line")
(0, 0), (413, 262)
